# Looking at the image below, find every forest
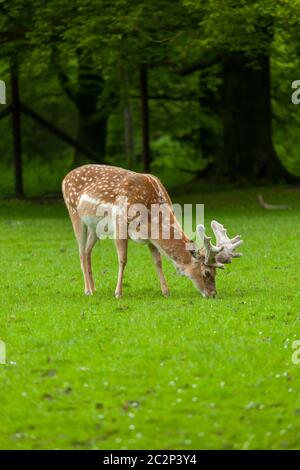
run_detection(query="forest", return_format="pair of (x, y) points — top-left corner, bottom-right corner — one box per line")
(1, 0), (300, 197)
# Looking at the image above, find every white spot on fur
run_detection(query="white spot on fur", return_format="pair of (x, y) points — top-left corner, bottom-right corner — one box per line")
(79, 194), (100, 205)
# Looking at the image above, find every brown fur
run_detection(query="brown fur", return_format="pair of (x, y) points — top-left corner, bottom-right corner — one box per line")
(62, 164), (217, 298)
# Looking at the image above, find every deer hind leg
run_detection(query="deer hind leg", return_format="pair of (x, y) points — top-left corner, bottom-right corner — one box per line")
(69, 212), (92, 295)
(115, 238), (128, 298)
(85, 228), (98, 293)
(148, 243), (170, 297)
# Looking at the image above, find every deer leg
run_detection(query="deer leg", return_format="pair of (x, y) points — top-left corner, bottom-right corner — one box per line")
(115, 238), (128, 298)
(85, 228), (98, 293)
(148, 243), (170, 297)
(70, 213), (91, 295)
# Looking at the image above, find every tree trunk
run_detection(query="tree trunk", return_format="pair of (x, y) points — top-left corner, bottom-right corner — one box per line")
(53, 48), (110, 167)
(74, 51), (108, 166)
(124, 105), (135, 167)
(11, 61), (24, 198)
(222, 53), (291, 182)
(119, 58), (135, 167)
(140, 67), (150, 173)
(74, 114), (107, 166)
(198, 72), (221, 166)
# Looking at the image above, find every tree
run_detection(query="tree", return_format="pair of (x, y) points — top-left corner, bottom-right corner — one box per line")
(2, 0), (300, 197)
(53, 48), (117, 165)
(185, 0), (300, 181)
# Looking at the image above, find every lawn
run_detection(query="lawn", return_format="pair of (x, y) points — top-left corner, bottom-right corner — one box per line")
(0, 186), (300, 450)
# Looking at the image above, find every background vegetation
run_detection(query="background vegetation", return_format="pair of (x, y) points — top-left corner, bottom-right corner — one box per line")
(1, 0), (300, 197)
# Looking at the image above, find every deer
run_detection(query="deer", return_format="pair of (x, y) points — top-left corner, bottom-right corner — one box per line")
(62, 164), (243, 299)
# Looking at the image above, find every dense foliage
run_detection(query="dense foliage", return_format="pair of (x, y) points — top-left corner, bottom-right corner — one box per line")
(1, 0), (300, 195)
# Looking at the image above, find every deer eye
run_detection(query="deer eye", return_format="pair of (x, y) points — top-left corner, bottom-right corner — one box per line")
(204, 270), (211, 279)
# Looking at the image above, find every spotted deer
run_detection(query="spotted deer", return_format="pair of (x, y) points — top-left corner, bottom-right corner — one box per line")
(62, 164), (243, 298)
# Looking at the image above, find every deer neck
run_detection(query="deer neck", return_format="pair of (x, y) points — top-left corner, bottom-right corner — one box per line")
(151, 215), (193, 269)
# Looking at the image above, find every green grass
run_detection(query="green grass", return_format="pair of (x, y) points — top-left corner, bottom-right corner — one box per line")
(1, 186), (300, 450)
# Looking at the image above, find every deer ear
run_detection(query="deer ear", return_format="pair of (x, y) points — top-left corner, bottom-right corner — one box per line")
(191, 250), (200, 260)
(185, 240), (197, 251)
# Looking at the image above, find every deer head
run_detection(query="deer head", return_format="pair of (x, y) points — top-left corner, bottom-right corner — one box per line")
(184, 220), (243, 298)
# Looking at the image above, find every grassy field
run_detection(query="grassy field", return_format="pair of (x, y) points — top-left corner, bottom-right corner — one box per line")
(0, 186), (300, 450)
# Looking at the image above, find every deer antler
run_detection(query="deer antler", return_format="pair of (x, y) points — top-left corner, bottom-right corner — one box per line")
(211, 220), (243, 264)
(197, 224), (225, 268)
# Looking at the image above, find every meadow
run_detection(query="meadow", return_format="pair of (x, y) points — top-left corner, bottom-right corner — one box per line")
(0, 186), (300, 450)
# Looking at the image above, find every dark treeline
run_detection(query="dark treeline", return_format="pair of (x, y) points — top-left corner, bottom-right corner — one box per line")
(1, 0), (300, 197)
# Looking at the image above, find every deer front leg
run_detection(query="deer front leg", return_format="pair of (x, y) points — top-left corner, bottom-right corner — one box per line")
(85, 228), (98, 294)
(70, 214), (91, 295)
(115, 238), (128, 298)
(148, 244), (170, 297)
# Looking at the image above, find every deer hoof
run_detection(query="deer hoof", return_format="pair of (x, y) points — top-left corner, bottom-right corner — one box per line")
(115, 292), (123, 299)
(85, 290), (93, 296)
(163, 289), (170, 297)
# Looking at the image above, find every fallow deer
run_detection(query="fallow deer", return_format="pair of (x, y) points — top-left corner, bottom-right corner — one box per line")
(62, 165), (243, 298)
